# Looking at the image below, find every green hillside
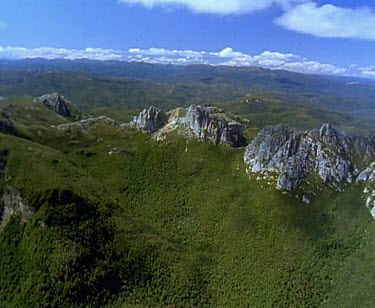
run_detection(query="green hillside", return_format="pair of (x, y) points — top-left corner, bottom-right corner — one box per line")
(1, 70), (375, 134)
(0, 102), (374, 307)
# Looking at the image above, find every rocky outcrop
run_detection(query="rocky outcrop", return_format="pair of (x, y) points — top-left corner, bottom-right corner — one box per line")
(181, 105), (247, 147)
(132, 105), (247, 148)
(1, 187), (33, 227)
(357, 163), (375, 219)
(55, 115), (116, 133)
(133, 107), (167, 133)
(0, 151), (33, 227)
(33, 92), (78, 117)
(244, 123), (375, 191)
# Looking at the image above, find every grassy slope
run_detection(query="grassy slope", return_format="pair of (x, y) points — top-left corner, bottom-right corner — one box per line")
(0, 71), (249, 112)
(224, 95), (375, 133)
(0, 119), (374, 307)
(1, 71), (374, 133)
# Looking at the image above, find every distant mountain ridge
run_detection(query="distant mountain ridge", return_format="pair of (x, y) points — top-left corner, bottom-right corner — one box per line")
(1, 64), (375, 135)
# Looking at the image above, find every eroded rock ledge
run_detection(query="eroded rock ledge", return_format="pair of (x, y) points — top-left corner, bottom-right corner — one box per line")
(182, 105), (247, 147)
(133, 106), (168, 133)
(244, 123), (375, 190)
(132, 105), (247, 148)
(357, 163), (375, 219)
(244, 123), (375, 217)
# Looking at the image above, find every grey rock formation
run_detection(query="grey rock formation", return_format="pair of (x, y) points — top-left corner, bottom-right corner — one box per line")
(1, 185), (33, 227)
(302, 195), (311, 204)
(132, 105), (247, 148)
(244, 123), (375, 191)
(0, 96), (7, 102)
(357, 163), (375, 219)
(182, 105), (247, 147)
(33, 92), (77, 117)
(133, 106), (167, 133)
(357, 168), (373, 182)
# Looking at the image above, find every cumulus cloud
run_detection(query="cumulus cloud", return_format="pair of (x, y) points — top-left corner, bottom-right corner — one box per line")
(282, 61), (347, 75)
(119, 1), (375, 41)
(357, 66), (375, 77)
(276, 2), (375, 40)
(128, 47), (206, 58)
(0, 45), (368, 77)
(210, 47), (247, 58)
(118, 0), (302, 14)
(0, 46), (125, 61)
(216, 49), (346, 75)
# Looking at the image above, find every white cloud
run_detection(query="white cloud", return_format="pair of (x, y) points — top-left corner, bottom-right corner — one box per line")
(0, 45), (368, 78)
(256, 50), (299, 61)
(129, 47), (205, 58)
(357, 66), (375, 77)
(119, 1), (375, 42)
(118, 0), (302, 14)
(281, 61), (347, 75)
(276, 2), (375, 40)
(0, 46), (125, 61)
(217, 49), (346, 75)
(212, 47), (247, 58)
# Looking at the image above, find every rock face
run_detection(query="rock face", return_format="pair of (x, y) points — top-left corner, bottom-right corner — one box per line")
(133, 105), (247, 148)
(1, 187), (33, 227)
(182, 105), (247, 147)
(0, 151), (33, 227)
(357, 162), (375, 219)
(133, 106), (167, 133)
(244, 123), (375, 191)
(33, 92), (77, 117)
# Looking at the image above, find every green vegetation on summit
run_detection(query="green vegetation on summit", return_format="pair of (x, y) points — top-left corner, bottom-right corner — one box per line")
(0, 63), (374, 307)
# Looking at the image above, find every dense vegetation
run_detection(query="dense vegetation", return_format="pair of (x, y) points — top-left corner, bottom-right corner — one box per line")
(0, 65), (374, 306)
(0, 113), (374, 307)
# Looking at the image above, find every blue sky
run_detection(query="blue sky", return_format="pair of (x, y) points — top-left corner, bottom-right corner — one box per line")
(1, 0), (375, 77)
